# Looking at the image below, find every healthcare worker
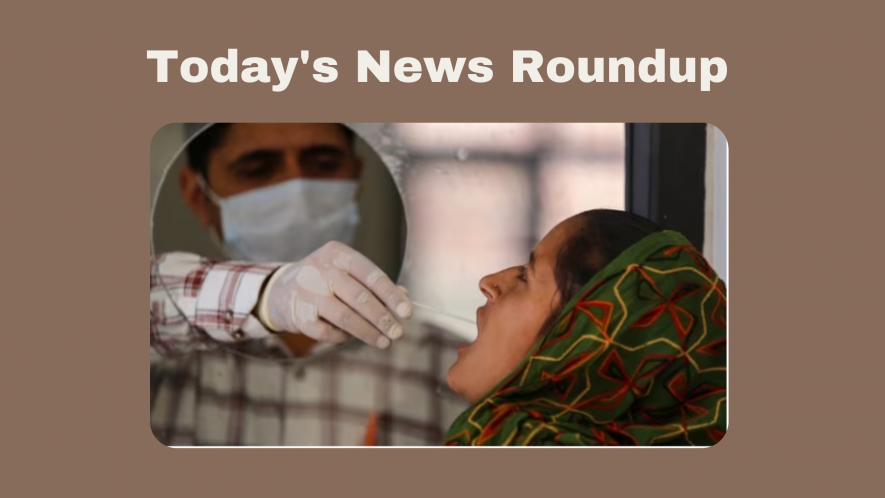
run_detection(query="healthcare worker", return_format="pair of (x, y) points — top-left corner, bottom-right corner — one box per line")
(150, 123), (468, 446)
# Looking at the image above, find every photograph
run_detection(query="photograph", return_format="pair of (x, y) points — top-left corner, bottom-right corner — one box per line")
(150, 123), (728, 447)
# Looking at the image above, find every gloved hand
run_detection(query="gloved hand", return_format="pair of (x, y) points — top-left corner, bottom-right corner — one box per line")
(256, 241), (413, 349)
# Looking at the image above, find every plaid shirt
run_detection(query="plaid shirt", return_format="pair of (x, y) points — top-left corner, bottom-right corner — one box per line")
(150, 253), (470, 446)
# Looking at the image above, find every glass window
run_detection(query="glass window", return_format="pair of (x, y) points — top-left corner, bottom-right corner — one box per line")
(370, 123), (626, 340)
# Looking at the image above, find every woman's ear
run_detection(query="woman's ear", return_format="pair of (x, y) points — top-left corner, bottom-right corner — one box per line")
(178, 166), (213, 228)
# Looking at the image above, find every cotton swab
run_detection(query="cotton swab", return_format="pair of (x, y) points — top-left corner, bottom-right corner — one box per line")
(412, 302), (477, 325)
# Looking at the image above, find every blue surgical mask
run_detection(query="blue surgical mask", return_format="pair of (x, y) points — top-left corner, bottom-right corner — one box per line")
(200, 177), (361, 263)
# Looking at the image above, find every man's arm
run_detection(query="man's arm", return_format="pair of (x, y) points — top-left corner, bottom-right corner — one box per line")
(150, 252), (281, 361)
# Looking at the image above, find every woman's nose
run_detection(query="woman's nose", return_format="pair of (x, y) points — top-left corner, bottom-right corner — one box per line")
(479, 271), (506, 302)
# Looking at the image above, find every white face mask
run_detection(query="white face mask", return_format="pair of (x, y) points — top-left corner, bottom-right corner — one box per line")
(201, 178), (361, 263)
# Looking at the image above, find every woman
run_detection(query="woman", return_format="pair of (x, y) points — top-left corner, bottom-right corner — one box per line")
(445, 210), (727, 446)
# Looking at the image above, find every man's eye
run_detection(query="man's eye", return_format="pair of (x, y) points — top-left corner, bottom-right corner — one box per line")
(241, 166), (274, 178)
(301, 154), (343, 171)
(312, 158), (343, 172)
(237, 160), (278, 179)
(518, 266), (528, 282)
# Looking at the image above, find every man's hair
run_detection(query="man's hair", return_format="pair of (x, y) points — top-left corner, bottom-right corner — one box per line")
(185, 123), (358, 179)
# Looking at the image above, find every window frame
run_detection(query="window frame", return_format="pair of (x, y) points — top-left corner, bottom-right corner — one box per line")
(626, 123), (709, 250)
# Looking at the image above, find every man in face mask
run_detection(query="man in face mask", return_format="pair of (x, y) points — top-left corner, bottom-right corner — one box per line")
(174, 123), (412, 353)
(180, 123), (363, 263)
(150, 124), (467, 446)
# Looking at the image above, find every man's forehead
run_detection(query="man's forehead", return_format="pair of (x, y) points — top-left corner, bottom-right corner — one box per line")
(218, 123), (348, 155)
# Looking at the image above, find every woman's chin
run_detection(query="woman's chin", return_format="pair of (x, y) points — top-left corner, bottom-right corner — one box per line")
(447, 366), (486, 404)
(446, 363), (471, 401)
(445, 366), (460, 396)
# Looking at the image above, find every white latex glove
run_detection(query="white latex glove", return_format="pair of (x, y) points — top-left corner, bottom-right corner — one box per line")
(256, 241), (413, 349)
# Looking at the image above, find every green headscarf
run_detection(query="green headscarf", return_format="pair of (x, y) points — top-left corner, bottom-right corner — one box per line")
(444, 231), (727, 446)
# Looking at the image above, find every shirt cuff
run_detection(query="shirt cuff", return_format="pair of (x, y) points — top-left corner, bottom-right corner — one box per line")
(193, 262), (281, 342)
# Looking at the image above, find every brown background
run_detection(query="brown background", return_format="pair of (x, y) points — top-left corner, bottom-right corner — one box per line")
(2, 0), (881, 495)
